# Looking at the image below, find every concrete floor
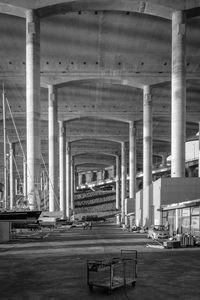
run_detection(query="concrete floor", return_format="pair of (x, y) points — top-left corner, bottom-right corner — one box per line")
(0, 223), (200, 300)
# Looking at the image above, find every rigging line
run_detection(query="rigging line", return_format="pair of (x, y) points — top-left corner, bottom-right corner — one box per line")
(5, 95), (33, 183)
(7, 135), (22, 183)
(5, 96), (26, 160)
(40, 153), (60, 207)
(13, 155), (22, 183)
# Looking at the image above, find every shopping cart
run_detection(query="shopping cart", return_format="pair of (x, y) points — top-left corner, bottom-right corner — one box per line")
(87, 250), (137, 293)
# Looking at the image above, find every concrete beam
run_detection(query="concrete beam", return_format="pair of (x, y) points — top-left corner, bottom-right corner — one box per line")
(0, 3), (26, 18)
(37, 0), (172, 19)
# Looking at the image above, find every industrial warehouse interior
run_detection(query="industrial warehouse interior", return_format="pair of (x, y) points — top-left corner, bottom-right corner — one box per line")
(1, 0), (200, 299)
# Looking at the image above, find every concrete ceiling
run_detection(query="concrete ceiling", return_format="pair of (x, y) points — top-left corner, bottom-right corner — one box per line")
(1, 0), (200, 181)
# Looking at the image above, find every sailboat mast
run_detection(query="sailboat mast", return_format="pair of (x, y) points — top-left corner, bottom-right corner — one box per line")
(2, 85), (7, 210)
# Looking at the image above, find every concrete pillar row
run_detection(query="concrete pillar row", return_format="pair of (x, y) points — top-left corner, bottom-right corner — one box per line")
(143, 85), (152, 227)
(9, 143), (15, 210)
(59, 121), (66, 218)
(66, 141), (71, 218)
(129, 121), (136, 210)
(26, 10), (41, 210)
(48, 85), (58, 212)
(121, 142), (127, 224)
(171, 10), (186, 177)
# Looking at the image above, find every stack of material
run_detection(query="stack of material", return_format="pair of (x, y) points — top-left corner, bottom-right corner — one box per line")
(180, 234), (195, 247)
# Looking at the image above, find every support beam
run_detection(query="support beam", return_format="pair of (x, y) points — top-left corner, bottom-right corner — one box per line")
(175, 209), (179, 233)
(71, 156), (74, 213)
(121, 142), (126, 224)
(116, 155), (120, 211)
(78, 173), (82, 186)
(59, 121), (66, 218)
(26, 9), (40, 210)
(161, 153), (168, 167)
(129, 121), (136, 211)
(48, 85), (58, 211)
(171, 10), (186, 177)
(66, 141), (71, 218)
(74, 166), (78, 192)
(143, 85), (152, 227)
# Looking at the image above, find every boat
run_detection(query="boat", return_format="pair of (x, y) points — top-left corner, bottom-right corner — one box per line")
(0, 210), (42, 222)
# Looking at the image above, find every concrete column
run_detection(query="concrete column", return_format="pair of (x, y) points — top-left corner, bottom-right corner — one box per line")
(86, 171), (92, 183)
(23, 158), (27, 199)
(66, 141), (71, 218)
(143, 85), (152, 227)
(171, 11), (186, 177)
(48, 85), (58, 212)
(121, 142), (127, 224)
(116, 155), (120, 211)
(116, 155), (120, 225)
(9, 143), (15, 210)
(15, 179), (18, 195)
(40, 170), (44, 209)
(78, 173), (82, 186)
(43, 173), (48, 210)
(161, 153), (168, 167)
(74, 167), (78, 192)
(26, 10), (40, 210)
(40, 170), (44, 191)
(81, 173), (85, 185)
(129, 121), (136, 211)
(71, 156), (74, 212)
(175, 209), (179, 233)
(59, 121), (66, 218)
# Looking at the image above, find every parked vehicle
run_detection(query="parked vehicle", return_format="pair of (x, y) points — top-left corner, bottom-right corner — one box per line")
(147, 225), (169, 239)
(71, 221), (85, 228)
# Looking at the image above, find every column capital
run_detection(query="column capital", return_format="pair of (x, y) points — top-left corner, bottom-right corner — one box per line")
(9, 141), (15, 148)
(59, 120), (66, 135)
(26, 9), (40, 37)
(48, 84), (56, 93)
(172, 11), (186, 38)
(66, 141), (71, 154)
(143, 84), (151, 93)
(48, 85), (57, 106)
(129, 121), (136, 134)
